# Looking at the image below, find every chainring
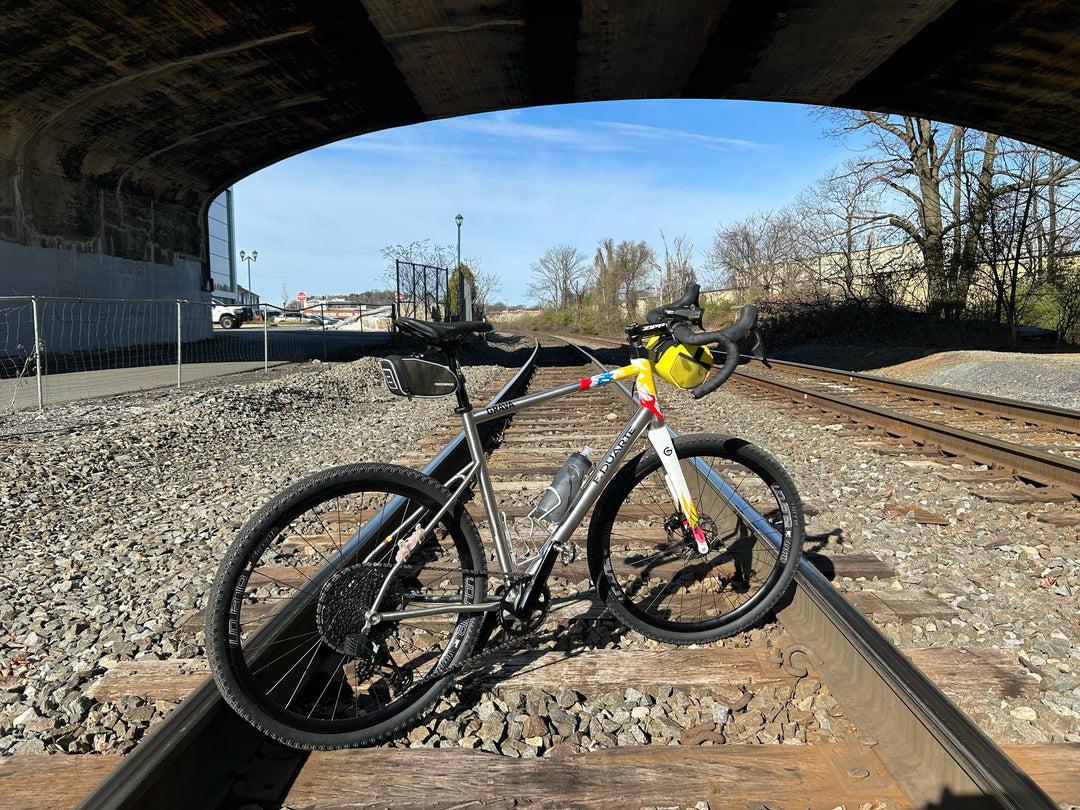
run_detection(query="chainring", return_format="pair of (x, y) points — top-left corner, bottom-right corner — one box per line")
(499, 583), (550, 636)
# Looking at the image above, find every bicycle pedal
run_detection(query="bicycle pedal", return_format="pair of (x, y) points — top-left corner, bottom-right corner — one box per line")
(560, 541), (578, 566)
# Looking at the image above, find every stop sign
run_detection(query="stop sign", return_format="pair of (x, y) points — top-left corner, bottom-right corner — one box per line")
(296, 291), (307, 302)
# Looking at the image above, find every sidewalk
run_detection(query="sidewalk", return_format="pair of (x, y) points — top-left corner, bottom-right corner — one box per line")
(1, 361), (283, 412)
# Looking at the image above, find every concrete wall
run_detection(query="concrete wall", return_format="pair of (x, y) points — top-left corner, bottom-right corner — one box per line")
(0, 242), (211, 356)
(0, 241), (203, 300)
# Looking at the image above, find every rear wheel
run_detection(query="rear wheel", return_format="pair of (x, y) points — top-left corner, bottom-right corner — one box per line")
(206, 463), (486, 749)
(588, 434), (803, 644)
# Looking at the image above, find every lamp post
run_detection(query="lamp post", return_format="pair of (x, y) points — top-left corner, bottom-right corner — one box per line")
(455, 214), (463, 320)
(239, 249), (257, 297)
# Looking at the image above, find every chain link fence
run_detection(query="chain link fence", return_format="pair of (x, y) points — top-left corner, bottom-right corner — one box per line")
(0, 296), (391, 413)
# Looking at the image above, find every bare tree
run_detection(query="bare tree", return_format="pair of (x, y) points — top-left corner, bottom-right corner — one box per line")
(380, 239), (454, 286)
(471, 266), (502, 319)
(650, 231), (696, 303)
(1048, 263), (1080, 343)
(820, 110), (1079, 318)
(703, 208), (812, 299)
(796, 161), (894, 300)
(973, 142), (1080, 339)
(592, 238), (654, 322)
(823, 112), (963, 315)
(527, 244), (589, 309)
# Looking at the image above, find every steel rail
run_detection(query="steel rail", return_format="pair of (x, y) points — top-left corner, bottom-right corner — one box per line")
(779, 556), (1057, 809)
(561, 334), (1057, 808)
(737, 358), (1080, 433)
(549, 331), (1078, 435)
(73, 340), (541, 810)
(735, 370), (1080, 494)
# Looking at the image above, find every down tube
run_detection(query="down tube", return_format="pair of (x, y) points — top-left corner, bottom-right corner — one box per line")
(531, 407), (656, 567)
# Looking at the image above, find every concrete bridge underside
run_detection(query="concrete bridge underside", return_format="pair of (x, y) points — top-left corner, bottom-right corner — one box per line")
(2, 0), (1080, 300)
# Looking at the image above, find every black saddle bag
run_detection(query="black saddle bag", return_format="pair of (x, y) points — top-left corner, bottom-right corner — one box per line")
(380, 355), (460, 398)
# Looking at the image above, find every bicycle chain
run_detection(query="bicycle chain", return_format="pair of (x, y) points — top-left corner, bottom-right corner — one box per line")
(338, 561), (578, 693)
(412, 564), (557, 690)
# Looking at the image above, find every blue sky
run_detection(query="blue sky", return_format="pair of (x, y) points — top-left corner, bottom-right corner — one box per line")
(233, 99), (853, 307)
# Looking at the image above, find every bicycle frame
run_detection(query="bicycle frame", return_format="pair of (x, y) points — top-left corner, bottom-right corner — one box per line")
(367, 355), (710, 627)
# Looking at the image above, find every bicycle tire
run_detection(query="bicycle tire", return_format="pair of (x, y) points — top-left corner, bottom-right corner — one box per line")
(588, 434), (803, 644)
(205, 463), (487, 750)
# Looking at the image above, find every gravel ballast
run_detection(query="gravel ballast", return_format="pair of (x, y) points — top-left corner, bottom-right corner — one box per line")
(869, 349), (1080, 411)
(1, 339), (1077, 765)
(0, 345), (521, 756)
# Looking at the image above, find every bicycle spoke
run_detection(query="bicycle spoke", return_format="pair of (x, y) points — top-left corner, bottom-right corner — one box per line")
(595, 438), (801, 642)
(208, 467), (485, 746)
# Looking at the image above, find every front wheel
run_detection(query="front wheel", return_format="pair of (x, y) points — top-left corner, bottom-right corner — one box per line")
(219, 313), (237, 329)
(205, 463), (487, 750)
(588, 434), (803, 644)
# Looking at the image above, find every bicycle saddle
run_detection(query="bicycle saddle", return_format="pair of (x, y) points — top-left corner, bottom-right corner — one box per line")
(395, 317), (493, 346)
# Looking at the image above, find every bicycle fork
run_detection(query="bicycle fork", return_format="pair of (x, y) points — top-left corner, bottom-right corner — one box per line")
(648, 425), (710, 554)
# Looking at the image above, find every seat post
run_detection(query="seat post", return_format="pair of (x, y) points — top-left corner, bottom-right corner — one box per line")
(441, 344), (473, 413)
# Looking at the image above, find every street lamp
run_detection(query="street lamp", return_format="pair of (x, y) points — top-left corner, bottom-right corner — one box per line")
(455, 213), (463, 270)
(239, 249), (257, 296)
(455, 214), (463, 320)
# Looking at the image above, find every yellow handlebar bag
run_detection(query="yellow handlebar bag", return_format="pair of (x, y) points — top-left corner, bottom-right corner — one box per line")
(645, 335), (713, 389)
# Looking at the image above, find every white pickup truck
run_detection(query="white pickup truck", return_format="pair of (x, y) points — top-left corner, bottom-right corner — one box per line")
(212, 298), (253, 329)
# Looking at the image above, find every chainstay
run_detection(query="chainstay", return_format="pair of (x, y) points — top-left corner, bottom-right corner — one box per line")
(360, 560), (584, 692)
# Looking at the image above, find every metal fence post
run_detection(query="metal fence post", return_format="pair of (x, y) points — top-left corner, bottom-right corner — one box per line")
(320, 302), (327, 360)
(176, 300), (182, 388)
(31, 296), (43, 411)
(262, 304), (268, 372)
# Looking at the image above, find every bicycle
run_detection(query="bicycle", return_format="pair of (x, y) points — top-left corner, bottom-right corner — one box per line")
(205, 284), (805, 750)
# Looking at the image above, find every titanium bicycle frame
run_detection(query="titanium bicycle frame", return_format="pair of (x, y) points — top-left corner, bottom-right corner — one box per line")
(364, 355), (726, 630)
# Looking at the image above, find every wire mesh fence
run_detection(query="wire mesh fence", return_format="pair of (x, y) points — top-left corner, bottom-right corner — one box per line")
(0, 297), (391, 413)
(395, 260), (451, 321)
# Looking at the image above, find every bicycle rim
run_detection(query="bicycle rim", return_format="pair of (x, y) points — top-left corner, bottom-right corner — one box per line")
(210, 466), (485, 746)
(592, 436), (802, 641)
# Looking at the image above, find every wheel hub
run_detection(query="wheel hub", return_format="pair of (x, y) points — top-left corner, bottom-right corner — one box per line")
(666, 512), (720, 555)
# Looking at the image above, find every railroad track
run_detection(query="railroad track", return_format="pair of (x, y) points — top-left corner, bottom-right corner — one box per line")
(59, 335), (1075, 809)
(578, 334), (1079, 502)
(730, 359), (1080, 500)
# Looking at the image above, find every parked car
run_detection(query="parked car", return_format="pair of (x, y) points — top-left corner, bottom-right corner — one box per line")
(212, 298), (253, 329)
(300, 314), (340, 327)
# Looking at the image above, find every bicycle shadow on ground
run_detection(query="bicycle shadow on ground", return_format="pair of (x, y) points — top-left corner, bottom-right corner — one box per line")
(420, 587), (632, 722)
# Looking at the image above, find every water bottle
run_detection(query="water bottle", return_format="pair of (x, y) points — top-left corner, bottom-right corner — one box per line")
(535, 447), (593, 527)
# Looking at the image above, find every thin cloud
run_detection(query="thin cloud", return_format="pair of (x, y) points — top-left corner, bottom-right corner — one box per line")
(233, 101), (848, 304)
(438, 115), (636, 151)
(318, 115), (630, 161)
(319, 133), (459, 160)
(595, 121), (766, 150)
(317, 110), (766, 163)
